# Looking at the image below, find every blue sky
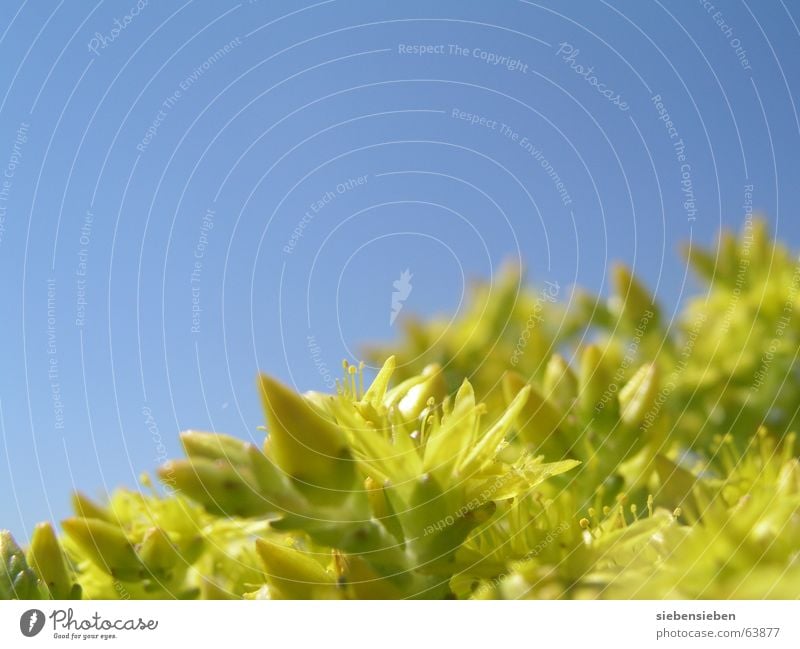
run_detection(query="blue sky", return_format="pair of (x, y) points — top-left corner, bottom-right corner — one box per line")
(0, 0), (798, 540)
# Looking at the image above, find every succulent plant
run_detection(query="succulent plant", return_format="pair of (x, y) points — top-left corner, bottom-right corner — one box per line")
(2, 218), (799, 599)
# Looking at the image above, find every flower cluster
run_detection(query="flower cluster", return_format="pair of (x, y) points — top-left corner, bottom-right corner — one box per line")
(2, 219), (799, 599)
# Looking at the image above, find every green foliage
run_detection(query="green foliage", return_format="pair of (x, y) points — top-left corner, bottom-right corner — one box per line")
(3, 219), (799, 599)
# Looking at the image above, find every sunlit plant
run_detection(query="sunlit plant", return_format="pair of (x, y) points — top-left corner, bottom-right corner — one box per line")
(2, 219), (799, 599)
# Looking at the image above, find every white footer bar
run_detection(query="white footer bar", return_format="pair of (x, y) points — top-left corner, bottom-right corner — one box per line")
(1, 600), (798, 648)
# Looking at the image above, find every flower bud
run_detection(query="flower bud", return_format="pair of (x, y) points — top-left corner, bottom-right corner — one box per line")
(180, 430), (252, 467)
(543, 355), (577, 407)
(71, 492), (110, 521)
(136, 527), (199, 581)
(682, 242), (717, 281)
(255, 539), (336, 599)
(28, 522), (73, 599)
(618, 363), (659, 429)
(339, 555), (403, 599)
(611, 263), (659, 327)
(259, 374), (356, 506)
(61, 518), (142, 582)
(503, 371), (562, 449)
(365, 477), (404, 543)
(578, 345), (616, 420)
(157, 458), (271, 517)
(245, 443), (300, 511)
(1, 530), (41, 599)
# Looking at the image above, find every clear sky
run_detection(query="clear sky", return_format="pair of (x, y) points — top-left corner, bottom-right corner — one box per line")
(1, 0), (798, 540)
